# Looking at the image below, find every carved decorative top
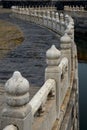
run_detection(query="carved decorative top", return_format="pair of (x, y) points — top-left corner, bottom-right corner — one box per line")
(3, 125), (17, 130)
(60, 33), (71, 43)
(5, 71), (30, 107)
(46, 45), (61, 59)
(5, 71), (29, 95)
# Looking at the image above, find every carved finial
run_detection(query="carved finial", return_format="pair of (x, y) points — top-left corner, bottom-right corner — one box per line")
(60, 13), (64, 23)
(56, 12), (59, 21)
(5, 71), (30, 107)
(60, 33), (71, 43)
(3, 125), (17, 130)
(52, 11), (55, 19)
(46, 45), (61, 66)
(46, 45), (61, 59)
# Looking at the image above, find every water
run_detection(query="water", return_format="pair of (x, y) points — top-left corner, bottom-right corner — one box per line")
(0, 13), (60, 87)
(75, 31), (87, 130)
(79, 62), (87, 130)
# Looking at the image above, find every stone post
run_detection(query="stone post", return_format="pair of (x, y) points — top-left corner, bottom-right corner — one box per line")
(45, 45), (61, 119)
(47, 11), (50, 27)
(65, 14), (69, 27)
(51, 12), (55, 30)
(60, 13), (65, 33)
(1, 71), (32, 130)
(55, 12), (59, 32)
(43, 10), (47, 26)
(65, 19), (75, 71)
(60, 33), (72, 87)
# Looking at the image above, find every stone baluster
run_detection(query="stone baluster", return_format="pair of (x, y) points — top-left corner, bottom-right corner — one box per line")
(32, 9), (35, 22)
(34, 10), (37, 23)
(27, 7), (31, 21)
(60, 13), (65, 33)
(45, 45), (61, 119)
(55, 12), (60, 32)
(51, 11), (55, 30)
(64, 6), (67, 11)
(76, 6), (79, 11)
(20, 7), (22, 14)
(69, 6), (72, 11)
(16, 6), (18, 13)
(25, 8), (29, 21)
(30, 8), (33, 22)
(65, 19), (74, 41)
(38, 8), (40, 23)
(60, 33), (72, 87)
(1, 71), (32, 130)
(43, 10), (45, 25)
(47, 11), (51, 27)
(38, 9), (42, 24)
(26, 7), (29, 15)
(43, 10), (47, 26)
(65, 14), (70, 27)
(72, 6), (75, 11)
(67, 19), (76, 73)
(80, 6), (84, 11)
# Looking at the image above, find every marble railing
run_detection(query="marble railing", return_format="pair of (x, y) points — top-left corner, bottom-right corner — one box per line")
(64, 5), (85, 12)
(1, 6), (78, 130)
(11, 6), (74, 36)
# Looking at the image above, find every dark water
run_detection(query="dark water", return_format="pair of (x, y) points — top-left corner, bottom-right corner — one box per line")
(0, 13), (60, 87)
(79, 62), (87, 130)
(75, 32), (87, 130)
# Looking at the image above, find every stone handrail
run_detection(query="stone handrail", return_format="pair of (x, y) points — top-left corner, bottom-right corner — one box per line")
(29, 79), (56, 116)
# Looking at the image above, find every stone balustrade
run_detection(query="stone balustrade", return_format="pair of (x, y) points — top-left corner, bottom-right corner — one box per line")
(1, 41), (76, 130)
(11, 6), (74, 36)
(1, 6), (78, 130)
(64, 5), (85, 12)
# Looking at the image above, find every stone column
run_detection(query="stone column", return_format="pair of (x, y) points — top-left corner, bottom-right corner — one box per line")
(1, 71), (32, 130)
(45, 45), (61, 119)
(60, 33), (72, 87)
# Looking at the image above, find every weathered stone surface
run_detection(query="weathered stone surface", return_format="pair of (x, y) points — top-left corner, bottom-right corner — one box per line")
(0, 8), (79, 130)
(3, 125), (17, 130)
(5, 71), (30, 107)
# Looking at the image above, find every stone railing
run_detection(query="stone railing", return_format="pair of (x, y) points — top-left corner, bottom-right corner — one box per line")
(1, 6), (78, 130)
(1, 38), (78, 130)
(64, 5), (85, 12)
(11, 6), (74, 36)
